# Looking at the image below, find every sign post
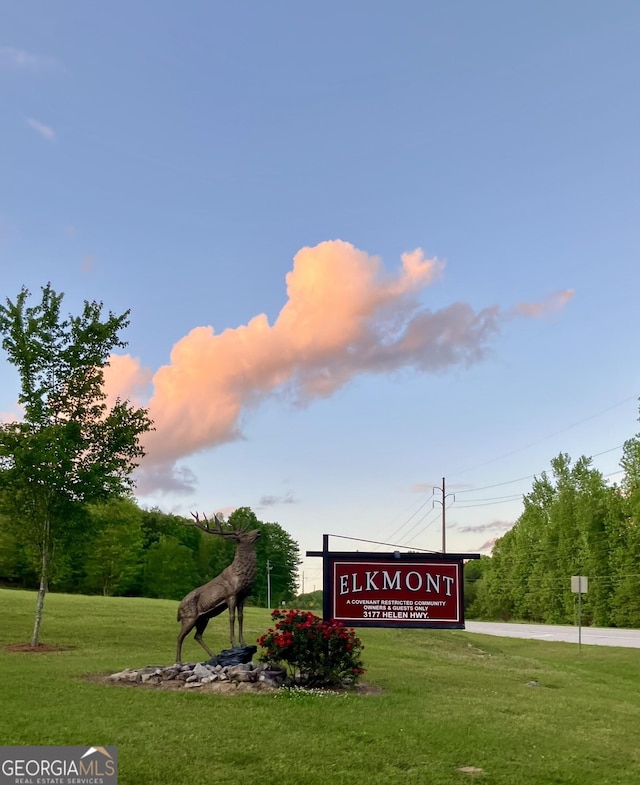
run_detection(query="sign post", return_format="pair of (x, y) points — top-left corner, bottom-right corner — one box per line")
(571, 575), (589, 652)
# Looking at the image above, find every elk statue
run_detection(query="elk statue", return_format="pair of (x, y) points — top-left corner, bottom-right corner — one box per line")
(176, 512), (261, 664)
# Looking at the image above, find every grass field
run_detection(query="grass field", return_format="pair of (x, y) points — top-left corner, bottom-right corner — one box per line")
(1, 588), (639, 785)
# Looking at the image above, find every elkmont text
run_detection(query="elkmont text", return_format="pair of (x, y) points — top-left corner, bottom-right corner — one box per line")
(338, 570), (455, 596)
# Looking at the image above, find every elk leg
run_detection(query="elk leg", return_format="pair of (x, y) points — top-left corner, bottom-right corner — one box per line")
(194, 616), (215, 658)
(176, 618), (196, 664)
(237, 599), (246, 646)
(228, 598), (237, 649)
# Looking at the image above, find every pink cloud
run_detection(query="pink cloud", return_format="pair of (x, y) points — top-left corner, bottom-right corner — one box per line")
(103, 354), (153, 409)
(103, 240), (572, 492)
(478, 537), (500, 553)
(512, 289), (575, 318)
(0, 408), (22, 424)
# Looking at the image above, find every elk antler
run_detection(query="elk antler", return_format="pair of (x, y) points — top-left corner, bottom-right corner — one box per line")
(190, 511), (225, 535)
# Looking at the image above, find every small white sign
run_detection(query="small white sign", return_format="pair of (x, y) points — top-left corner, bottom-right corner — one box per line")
(571, 576), (588, 593)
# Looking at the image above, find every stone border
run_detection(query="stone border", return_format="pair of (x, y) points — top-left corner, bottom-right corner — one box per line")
(107, 660), (286, 691)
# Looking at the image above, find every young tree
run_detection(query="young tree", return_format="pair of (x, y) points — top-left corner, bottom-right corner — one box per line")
(0, 284), (152, 645)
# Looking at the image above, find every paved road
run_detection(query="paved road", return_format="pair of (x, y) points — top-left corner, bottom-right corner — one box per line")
(465, 621), (640, 649)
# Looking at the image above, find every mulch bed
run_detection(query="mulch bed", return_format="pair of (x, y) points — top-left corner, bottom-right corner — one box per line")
(5, 642), (74, 653)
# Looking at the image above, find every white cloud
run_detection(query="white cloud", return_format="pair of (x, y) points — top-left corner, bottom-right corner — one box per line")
(134, 462), (197, 495)
(258, 491), (299, 507)
(26, 118), (55, 140)
(456, 520), (513, 535)
(0, 46), (57, 72)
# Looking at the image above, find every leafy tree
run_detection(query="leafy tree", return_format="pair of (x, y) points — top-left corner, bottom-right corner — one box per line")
(138, 508), (201, 550)
(609, 431), (640, 626)
(474, 453), (620, 626)
(294, 589), (324, 610)
(0, 284), (152, 644)
(473, 530), (518, 620)
(463, 556), (489, 614)
(83, 498), (144, 596)
(142, 536), (199, 600)
(0, 506), (36, 587)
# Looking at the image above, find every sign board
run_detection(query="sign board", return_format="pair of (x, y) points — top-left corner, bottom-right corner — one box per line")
(332, 559), (462, 626)
(306, 537), (480, 630)
(571, 576), (588, 593)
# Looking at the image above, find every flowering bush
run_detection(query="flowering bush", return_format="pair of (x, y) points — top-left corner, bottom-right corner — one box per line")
(257, 609), (365, 687)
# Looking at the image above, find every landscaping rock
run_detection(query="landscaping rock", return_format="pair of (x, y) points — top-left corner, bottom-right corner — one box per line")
(107, 647), (285, 692)
(258, 665), (286, 687)
(107, 668), (137, 682)
(227, 665), (258, 683)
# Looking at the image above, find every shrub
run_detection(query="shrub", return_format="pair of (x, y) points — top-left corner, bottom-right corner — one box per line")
(258, 609), (365, 688)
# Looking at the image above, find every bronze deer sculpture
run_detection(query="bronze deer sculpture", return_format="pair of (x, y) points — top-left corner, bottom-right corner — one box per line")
(176, 512), (261, 664)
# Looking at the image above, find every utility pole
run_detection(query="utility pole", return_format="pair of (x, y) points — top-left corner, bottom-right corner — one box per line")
(433, 477), (455, 553)
(267, 559), (273, 609)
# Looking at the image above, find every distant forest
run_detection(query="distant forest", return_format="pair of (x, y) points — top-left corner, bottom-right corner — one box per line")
(464, 416), (640, 628)
(0, 503), (300, 607)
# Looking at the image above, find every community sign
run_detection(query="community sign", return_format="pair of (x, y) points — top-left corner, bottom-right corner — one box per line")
(307, 537), (480, 630)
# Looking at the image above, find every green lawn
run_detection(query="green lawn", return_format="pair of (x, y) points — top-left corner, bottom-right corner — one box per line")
(1, 588), (639, 785)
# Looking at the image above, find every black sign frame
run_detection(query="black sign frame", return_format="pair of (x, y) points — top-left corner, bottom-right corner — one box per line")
(306, 535), (480, 630)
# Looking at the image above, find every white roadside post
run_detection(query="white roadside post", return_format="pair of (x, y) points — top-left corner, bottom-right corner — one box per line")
(571, 576), (589, 653)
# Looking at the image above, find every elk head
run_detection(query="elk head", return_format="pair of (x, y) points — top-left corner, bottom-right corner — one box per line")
(189, 511), (261, 544)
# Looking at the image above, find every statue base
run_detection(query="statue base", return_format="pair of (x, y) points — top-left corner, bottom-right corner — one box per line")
(204, 645), (257, 668)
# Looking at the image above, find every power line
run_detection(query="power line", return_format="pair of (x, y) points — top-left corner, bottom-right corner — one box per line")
(325, 533), (438, 553)
(452, 444), (626, 499)
(377, 389), (635, 549)
(451, 394), (638, 478)
(456, 478), (534, 494)
(382, 493), (435, 545)
(372, 490), (435, 541)
(453, 445), (627, 508)
(455, 496), (524, 509)
(395, 507), (440, 547)
(402, 499), (456, 548)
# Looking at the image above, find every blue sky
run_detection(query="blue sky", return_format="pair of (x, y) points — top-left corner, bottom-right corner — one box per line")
(1, 2), (639, 590)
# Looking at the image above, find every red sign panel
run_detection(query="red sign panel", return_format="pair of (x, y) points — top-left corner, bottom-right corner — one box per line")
(332, 560), (462, 625)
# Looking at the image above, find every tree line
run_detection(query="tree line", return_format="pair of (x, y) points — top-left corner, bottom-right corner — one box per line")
(466, 423), (640, 628)
(0, 500), (300, 606)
